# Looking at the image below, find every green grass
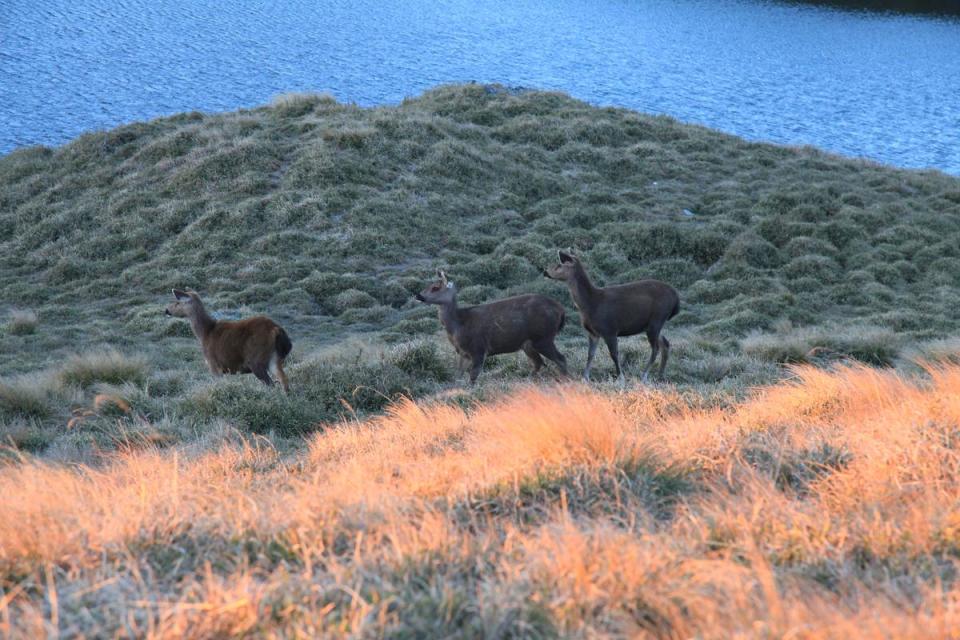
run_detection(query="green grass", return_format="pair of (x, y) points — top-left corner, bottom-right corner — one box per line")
(741, 323), (901, 365)
(179, 339), (454, 436)
(0, 374), (56, 420)
(57, 349), (149, 388)
(4, 309), (38, 336)
(0, 83), (959, 456)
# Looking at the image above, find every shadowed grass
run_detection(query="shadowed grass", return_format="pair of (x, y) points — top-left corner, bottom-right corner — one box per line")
(179, 339), (455, 436)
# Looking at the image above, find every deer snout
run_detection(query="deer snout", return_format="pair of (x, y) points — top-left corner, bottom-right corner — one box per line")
(164, 309), (171, 316)
(415, 293), (425, 302)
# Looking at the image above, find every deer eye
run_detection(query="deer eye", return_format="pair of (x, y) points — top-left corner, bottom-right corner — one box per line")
(431, 284), (441, 291)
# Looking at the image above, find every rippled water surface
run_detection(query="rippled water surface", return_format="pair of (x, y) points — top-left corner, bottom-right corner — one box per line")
(2, 0), (959, 172)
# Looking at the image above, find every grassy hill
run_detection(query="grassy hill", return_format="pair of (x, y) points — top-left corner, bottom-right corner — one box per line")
(2, 84), (960, 636)
(2, 85), (959, 427)
(3, 83), (960, 350)
(3, 84), (960, 444)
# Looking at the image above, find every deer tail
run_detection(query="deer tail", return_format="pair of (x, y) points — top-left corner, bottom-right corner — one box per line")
(275, 327), (293, 360)
(668, 297), (680, 320)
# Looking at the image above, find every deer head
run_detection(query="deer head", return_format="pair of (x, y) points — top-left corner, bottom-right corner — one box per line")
(544, 249), (580, 282)
(416, 269), (458, 304)
(165, 289), (201, 317)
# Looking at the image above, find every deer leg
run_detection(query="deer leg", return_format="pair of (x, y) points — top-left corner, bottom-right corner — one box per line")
(658, 335), (671, 380)
(468, 352), (486, 385)
(275, 358), (290, 393)
(455, 353), (469, 375)
(583, 334), (599, 381)
(641, 331), (661, 383)
(533, 338), (568, 378)
(522, 341), (544, 375)
(603, 335), (625, 384)
(251, 363), (274, 387)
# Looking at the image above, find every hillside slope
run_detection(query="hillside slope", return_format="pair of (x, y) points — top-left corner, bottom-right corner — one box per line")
(2, 84), (959, 367)
(2, 84), (960, 455)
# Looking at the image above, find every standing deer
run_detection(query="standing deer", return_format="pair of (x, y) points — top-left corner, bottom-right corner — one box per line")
(165, 289), (292, 392)
(545, 250), (679, 383)
(416, 270), (568, 384)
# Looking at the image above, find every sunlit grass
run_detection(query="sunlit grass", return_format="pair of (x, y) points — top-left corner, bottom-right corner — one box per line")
(3, 363), (960, 636)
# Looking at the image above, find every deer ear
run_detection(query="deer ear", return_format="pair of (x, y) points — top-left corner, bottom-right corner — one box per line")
(438, 269), (448, 283)
(558, 250), (575, 264)
(173, 289), (190, 301)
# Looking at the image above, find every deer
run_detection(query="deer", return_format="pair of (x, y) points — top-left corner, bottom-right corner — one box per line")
(545, 250), (679, 383)
(164, 289), (292, 392)
(416, 270), (568, 384)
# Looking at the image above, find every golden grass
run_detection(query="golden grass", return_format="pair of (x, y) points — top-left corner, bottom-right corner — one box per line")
(3, 364), (960, 637)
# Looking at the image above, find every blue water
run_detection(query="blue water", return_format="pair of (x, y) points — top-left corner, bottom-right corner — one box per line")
(2, 0), (959, 173)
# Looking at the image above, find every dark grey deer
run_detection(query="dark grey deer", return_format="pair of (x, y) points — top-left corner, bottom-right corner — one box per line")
(416, 270), (568, 384)
(545, 250), (679, 383)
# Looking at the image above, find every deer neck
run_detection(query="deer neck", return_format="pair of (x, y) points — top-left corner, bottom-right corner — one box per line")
(437, 296), (461, 335)
(188, 302), (217, 342)
(568, 265), (598, 311)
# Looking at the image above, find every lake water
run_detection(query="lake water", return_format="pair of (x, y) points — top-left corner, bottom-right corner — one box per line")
(2, 0), (959, 173)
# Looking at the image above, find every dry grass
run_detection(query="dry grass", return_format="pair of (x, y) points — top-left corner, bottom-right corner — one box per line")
(3, 363), (960, 637)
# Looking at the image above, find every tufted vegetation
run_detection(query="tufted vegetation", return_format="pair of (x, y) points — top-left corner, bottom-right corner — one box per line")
(1, 84), (958, 367)
(2, 83), (960, 636)
(0, 82), (958, 445)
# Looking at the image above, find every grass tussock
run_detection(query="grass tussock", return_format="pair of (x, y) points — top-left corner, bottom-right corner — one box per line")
(2, 364), (960, 636)
(179, 339), (454, 436)
(5, 309), (38, 336)
(741, 322), (900, 365)
(902, 336), (960, 366)
(0, 373), (57, 420)
(57, 349), (148, 389)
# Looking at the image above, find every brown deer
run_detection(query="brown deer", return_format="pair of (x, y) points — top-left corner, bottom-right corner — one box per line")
(165, 289), (292, 392)
(545, 250), (679, 383)
(416, 270), (568, 384)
